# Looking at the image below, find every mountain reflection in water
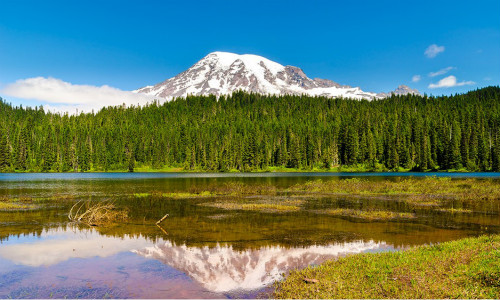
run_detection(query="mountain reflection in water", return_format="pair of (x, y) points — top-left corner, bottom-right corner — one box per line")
(134, 240), (390, 292)
(0, 226), (390, 296)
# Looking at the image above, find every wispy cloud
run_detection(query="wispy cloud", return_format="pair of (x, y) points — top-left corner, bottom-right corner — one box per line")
(412, 75), (421, 83)
(428, 75), (475, 89)
(2, 77), (161, 113)
(428, 66), (455, 77)
(424, 44), (445, 58)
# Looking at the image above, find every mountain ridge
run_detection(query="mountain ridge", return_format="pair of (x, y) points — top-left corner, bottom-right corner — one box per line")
(135, 52), (420, 100)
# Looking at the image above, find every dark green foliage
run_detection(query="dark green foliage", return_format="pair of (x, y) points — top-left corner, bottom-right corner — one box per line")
(0, 128), (10, 171)
(0, 87), (499, 172)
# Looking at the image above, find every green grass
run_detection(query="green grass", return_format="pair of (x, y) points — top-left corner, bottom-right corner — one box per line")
(133, 191), (215, 198)
(325, 208), (416, 221)
(161, 191), (215, 198)
(436, 207), (474, 214)
(289, 177), (500, 204)
(133, 193), (151, 198)
(201, 199), (304, 213)
(0, 202), (33, 210)
(274, 235), (500, 299)
(0, 196), (38, 210)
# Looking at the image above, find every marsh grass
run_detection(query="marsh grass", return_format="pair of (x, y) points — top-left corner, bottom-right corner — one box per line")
(191, 178), (500, 217)
(133, 191), (216, 198)
(289, 178), (500, 206)
(133, 193), (151, 198)
(201, 199), (304, 213)
(436, 207), (473, 214)
(274, 235), (500, 299)
(0, 196), (37, 211)
(0, 202), (33, 210)
(68, 201), (128, 226)
(325, 208), (416, 221)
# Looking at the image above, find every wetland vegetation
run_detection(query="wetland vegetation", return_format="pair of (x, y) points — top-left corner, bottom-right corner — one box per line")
(0, 174), (499, 298)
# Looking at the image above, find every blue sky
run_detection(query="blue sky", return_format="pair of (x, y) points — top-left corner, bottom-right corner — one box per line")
(0, 0), (499, 110)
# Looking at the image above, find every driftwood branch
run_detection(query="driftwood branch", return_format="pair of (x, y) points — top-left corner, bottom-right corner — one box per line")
(68, 200), (127, 226)
(156, 213), (169, 225)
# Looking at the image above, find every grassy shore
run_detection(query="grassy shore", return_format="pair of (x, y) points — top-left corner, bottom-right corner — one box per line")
(273, 235), (500, 299)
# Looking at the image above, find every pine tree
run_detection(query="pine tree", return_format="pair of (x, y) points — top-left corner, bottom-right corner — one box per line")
(0, 129), (10, 172)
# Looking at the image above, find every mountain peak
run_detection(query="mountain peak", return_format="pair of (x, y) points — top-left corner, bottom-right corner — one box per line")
(393, 85), (421, 96)
(135, 52), (414, 100)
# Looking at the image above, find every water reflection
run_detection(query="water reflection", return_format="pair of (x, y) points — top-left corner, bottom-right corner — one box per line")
(134, 239), (390, 292)
(0, 226), (151, 267)
(0, 226), (390, 297)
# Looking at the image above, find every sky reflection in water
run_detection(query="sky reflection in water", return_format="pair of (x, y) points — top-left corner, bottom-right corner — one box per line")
(0, 226), (389, 298)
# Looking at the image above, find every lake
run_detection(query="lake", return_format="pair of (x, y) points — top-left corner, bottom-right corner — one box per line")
(1, 172), (499, 298)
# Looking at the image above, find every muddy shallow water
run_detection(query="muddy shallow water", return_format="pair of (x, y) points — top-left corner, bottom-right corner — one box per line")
(0, 173), (499, 298)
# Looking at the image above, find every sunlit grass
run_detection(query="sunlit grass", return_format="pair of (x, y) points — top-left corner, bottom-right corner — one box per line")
(274, 235), (500, 299)
(325, 208), (416, 221)
(161, 191), (215, 198)
(436, 207), (473, 214)
(0, 196), (38, 210)
(289, 177), (500, 204)
(133, 193), (151, 198)
(201, 199), (304, 213)
(0, 202), (33, 210)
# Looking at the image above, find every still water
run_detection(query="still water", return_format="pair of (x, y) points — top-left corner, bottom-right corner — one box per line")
(0, 173), (499, 298)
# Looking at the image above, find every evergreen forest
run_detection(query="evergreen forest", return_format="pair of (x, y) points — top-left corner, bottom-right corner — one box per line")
(1, 86), (500, 173)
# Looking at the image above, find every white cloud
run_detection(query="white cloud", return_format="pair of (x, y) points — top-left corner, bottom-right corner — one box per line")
(1, 77), (162, 113)
(424, 44), (445, 58)
(428, 75), (475, 89)
(412, 75), (421, 82)
(428, 66), (455, 77)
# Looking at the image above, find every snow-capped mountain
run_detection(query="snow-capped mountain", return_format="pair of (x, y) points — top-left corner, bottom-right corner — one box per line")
(135, 52), (418, 100)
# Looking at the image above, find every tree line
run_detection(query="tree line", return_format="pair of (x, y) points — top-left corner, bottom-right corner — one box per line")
(1, 86), (500, 172)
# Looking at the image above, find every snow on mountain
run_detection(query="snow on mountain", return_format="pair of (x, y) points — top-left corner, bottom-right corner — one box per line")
(135, 52), (418, 100)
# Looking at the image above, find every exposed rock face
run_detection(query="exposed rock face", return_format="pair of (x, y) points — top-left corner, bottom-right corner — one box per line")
(135, 52), (420, 101)
(377, 85), (421, 98)
(135, 52), (376, 100)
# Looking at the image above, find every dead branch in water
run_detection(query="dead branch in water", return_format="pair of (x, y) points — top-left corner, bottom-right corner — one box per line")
(156, 213), (169, 225)
(68, 200), (128, 226)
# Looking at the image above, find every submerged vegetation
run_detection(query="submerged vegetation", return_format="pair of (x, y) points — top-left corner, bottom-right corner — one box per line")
(273, 234), (500, 299)
(1, 87), (500, 172)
